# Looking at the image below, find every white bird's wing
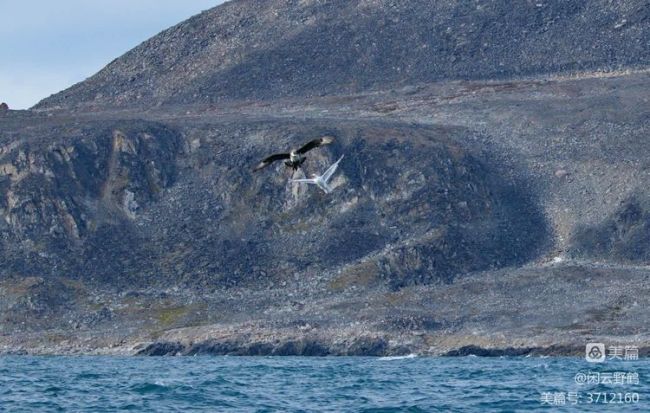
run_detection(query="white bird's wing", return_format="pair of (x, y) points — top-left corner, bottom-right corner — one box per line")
(322, 155), (344, 183)
(291, 178), (318, 184)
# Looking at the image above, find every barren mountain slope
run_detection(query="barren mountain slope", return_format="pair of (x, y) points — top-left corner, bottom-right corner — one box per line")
(35, 0), (650, 110)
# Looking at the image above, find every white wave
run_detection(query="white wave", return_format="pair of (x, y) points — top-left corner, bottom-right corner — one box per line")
(378, 354), (418, 361)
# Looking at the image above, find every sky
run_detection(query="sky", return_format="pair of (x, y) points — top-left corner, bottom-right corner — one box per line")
(0, 0), (225, 109)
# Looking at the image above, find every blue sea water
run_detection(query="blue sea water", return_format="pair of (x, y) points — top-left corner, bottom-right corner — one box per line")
(0, 355), (648, 412)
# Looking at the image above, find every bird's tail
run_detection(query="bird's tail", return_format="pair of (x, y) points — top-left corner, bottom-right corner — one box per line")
(320, 182), (333, 193)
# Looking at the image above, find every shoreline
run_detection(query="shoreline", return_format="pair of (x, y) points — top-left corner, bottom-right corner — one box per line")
(3, 334), (649, 358)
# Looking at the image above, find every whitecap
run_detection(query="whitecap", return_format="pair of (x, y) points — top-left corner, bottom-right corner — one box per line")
(378, 354), (418, 361)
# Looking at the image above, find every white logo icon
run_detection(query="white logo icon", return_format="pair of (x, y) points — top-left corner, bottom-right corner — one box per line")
(585, 343), (606, 363)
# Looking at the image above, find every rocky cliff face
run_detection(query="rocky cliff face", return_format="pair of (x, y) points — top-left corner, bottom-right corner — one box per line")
(2, 0), (650, 355)
(571, 195), (650, 262)
(0, 115), (546, 289)
(0, 118), (180, 285)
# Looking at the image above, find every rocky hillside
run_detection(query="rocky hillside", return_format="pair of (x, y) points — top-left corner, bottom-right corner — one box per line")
(2, 0), (650, 355)
(0, 113), (546, 289)
(0, 117), (181, 286)
(35, 0), (650, 110)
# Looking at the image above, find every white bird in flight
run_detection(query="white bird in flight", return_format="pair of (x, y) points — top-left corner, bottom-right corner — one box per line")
(291, 155), (344, 193)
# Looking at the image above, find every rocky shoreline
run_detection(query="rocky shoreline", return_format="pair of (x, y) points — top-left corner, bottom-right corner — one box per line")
(3, 262), (650, 358)
(4, 333), (650, 358)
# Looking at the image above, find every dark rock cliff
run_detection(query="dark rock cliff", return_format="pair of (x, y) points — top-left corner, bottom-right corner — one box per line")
(0, 116), (547, 289)
(0, 119), (181, 285)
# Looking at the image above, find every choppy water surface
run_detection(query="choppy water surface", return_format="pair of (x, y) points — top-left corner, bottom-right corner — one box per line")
(1, 355), (648, 411)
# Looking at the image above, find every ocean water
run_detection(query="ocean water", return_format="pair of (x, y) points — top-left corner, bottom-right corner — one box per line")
(0, 355), (648, 412)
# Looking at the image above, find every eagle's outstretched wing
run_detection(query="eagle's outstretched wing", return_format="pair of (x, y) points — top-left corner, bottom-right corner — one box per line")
(296, 136), (335, 155)
(252, 153), (290, 171)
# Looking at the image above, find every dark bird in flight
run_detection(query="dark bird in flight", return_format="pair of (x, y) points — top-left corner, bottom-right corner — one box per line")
(253, 136), (335, 172)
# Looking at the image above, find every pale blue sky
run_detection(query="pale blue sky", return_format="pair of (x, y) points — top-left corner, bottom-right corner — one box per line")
(0, 1), (225, 109)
